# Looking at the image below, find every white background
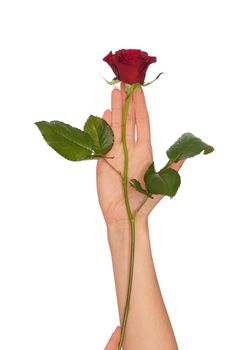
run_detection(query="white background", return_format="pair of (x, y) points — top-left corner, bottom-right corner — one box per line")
(0, 0), (231, 349)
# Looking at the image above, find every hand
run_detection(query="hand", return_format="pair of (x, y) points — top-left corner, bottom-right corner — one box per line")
(96, 84), (184, 228)
(104, 327), (121, 350)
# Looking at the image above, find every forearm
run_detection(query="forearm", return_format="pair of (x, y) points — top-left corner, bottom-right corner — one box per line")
(107, 218), (178, 350)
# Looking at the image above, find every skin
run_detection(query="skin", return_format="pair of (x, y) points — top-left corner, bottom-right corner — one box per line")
(105, 327), (121, 350)
(100, 83), (184, 350)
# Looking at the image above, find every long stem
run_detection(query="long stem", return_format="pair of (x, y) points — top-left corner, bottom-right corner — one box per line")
(117, 92), (135, 350)
(117, 218), (135, 349)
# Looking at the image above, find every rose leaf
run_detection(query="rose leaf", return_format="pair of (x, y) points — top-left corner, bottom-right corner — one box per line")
(130, 179), (153, 198)
(84, 115), (114, 156)
(167, 133), (214, 162)
(35, 120), (93, 161)
(144, 163), (181, 198)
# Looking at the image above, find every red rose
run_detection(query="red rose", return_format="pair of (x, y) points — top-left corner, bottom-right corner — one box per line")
(103, 49), (157, 85)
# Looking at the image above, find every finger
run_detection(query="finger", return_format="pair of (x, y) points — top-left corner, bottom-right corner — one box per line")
(102, 109), (112, 126)
(133, 86), (151, 144)
(120, 82), (126, 102)
(120, 82), (136, 144)
(169, 159), (185, 172)
(104, 326), (121, 350)
(111, 88), (123, 143)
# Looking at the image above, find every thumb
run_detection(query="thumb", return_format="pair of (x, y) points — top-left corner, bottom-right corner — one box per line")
(104, 326), (121, 350)
(169, 158), (185, 172)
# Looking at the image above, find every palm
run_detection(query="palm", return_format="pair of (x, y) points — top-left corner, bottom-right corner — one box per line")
(96, 85), (184, 226)
(97, 141), (153, 224)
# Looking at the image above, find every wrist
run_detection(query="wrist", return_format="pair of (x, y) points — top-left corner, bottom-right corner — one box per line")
(107, 217), (149, 248)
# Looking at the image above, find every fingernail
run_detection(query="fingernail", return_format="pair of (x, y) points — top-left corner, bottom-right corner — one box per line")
(120, 82), (125, 90)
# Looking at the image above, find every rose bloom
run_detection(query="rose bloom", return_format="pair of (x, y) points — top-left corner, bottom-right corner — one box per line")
(103, 49), (157, 85)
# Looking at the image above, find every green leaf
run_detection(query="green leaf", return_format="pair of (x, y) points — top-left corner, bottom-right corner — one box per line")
(35, 120), (93, 161)
(100, 74), (120, 85)
(142, 72), (164, 86)
(144, 163), (181, 198)
(144, 162), (156, 177)
(167, 133), (214, 162)
(130, 179), (153, 198)
(84, 115), (114, 155)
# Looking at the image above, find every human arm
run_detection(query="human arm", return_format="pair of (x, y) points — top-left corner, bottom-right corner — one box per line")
(97, 85), (184, 349)
(107, 219), (179, 350)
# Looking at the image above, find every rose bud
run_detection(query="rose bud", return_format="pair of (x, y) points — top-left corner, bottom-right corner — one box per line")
(103, 49), (157, 85)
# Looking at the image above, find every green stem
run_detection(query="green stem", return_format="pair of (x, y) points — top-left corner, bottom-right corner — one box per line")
(103, 158), (122, 178)
(117, 218), (135, 349)
(117, 92), (135, 350)
(134, 196), (149, 218)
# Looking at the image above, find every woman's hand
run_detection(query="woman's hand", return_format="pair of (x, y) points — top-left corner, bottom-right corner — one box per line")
(104, 327), (121, 350)
(98, 84), (182, 349)
(96, 84), (184, 229)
